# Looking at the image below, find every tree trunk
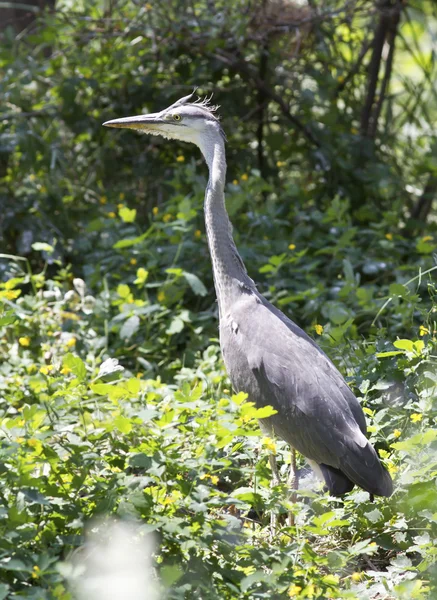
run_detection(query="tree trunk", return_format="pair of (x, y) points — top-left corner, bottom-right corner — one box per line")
(0, 0), (56, 35)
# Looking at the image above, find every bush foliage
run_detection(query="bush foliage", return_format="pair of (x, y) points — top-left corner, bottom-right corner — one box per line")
(1, 0), (437, 598)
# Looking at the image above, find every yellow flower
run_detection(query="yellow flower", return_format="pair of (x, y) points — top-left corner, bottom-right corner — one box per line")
(422, 235), (433, 242)
(393, 429), (401, 438)
(351, 572), (362, 582)
(60, 366), (71, 375)
(288, 243), (296, 250)
(66, 337), (76, 348)
(385, 233), (393, 241)
(241, 173), (248, 181)
(19, 337), (31, 347)
(108, 211), (116, 218)
(157, 291), (166, 303)
(232, 179), (238, 185)
(136, 372), (143, 378)
(410, 413), (422, 423)
(176, 155), (185, 162)
(163, 213), (172, 223)
(211, 475), (219, 485)
(314, 324), (323, 335)
(3, 289), (21, 300)
(262, 437), (276, 453)
(276, 161), (286, 168)
(194, 229), (202, 239)
(99, 196), (107, 204)
(130, 258), (137, 265)
(117, 203), (125, 210)
(288, 585), (302, 597)
(31, 565), (40, 579)
(199, 473), (207, 480)
(388, 463), (398, 474)
(39, 365), (53, 375)
(152, 206), (159, 216)
(119, 192), (125, 200)
(419, 325), (429, 336)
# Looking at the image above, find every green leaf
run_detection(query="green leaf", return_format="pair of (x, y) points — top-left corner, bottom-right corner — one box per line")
(90, 383), (127, 401)
(113, 415), (132, 434)
(392, 429), (437, 452)
(0, 584), (10, 600)
(393, 339), (414, 352)
(31, 242), (54, 253)
(254, 405), (278, 418)
(127, 377), (141, 395)
(160, 564), (183, 587)
(231, 487), (263, 505)
(63, 353), (86, 381)
(416, 239), (436, 254)
(120, 315), (140, 340)
(166, 317), (184, 335)
(183, 272), (207, 296)
(376, 350), (404, 358)
(0, 312), (17, 327)
(389, 283), (409, 298)
(0, 559), (31, 572)
(166, 268), (184, 276)
(113, 231), (149, 248)
(232, 392), (248, 405)
(343, 258), (354, 282)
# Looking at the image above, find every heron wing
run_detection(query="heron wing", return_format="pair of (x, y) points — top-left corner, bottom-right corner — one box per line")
(221, 292), (392, 496)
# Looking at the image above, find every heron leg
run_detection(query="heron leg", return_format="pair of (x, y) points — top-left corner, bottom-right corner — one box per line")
(269, 453), (280, 535)
(287, 448), (299, 527)
(269, 453), (280, 486)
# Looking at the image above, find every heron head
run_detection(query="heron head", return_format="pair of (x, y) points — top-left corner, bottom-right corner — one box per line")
(103, 91), (225, 149)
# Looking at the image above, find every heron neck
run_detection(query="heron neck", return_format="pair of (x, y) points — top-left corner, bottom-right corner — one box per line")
(199, 137), (255, 311)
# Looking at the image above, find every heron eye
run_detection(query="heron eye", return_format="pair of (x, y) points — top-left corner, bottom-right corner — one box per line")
(172, 114), (181, 121)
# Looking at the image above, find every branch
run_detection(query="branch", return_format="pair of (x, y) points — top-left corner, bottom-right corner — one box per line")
(360, 2), (391, 136)
(335, 37), (373, 97)
(368, 1), (402, 137)
(257, 40), (269, 179)
(410, 174), (437, 223)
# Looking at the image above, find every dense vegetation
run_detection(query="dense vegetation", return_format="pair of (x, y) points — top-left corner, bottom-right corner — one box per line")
(1, 0), (437, 598)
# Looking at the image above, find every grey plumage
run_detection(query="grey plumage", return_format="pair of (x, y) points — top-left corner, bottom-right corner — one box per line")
(103, 92), (393, 499)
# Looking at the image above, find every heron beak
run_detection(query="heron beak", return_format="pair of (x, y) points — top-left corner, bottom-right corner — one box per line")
(102, 112), (163, 131)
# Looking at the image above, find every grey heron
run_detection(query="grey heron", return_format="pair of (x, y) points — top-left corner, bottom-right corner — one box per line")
(103, 92), (393, 501)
